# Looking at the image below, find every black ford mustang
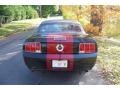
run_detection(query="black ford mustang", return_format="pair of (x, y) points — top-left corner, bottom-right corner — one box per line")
(23, 20), (97, 72)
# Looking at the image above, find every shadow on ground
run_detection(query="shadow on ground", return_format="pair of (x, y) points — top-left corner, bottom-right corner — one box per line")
(0, 51), (86, 85)
(34, 71), (86, 85)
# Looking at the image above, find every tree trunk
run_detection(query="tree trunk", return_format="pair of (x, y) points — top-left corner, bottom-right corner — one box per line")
(90, 5), (104, 35)
(0, 16), (3, 27)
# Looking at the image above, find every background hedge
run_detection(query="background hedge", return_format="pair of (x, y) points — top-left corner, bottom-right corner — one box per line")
(0, 5), (57, 26)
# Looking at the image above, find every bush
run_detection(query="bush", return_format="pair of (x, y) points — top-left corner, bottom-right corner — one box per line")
(25, 6), (39, 19)
(20, 6), (26, 20)
(13, 6), (22, 21)
(0, 6), (15, 22)
(41, 5), (56, 18)
(32, 10), (39, 18)
(0, 5), (39, 25)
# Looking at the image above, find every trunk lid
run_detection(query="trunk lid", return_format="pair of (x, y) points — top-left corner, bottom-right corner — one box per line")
(40, 34), (79, 54)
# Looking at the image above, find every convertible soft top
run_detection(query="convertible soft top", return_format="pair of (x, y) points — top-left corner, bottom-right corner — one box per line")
(40, 19), (87, 35)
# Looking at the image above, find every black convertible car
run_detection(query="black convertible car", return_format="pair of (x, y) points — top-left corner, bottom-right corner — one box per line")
(23, 20), (97, 72)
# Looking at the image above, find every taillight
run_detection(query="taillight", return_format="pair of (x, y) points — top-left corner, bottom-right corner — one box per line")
(79, 43), (96, 53)
(24, 42), (41, 53)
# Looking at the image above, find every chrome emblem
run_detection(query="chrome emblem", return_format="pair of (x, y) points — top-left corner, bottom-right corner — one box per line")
(56, 44), (64, 52)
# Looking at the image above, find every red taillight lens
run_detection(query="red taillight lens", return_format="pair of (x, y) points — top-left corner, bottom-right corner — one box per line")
(24, 42), (41, 53)
(79, 43), (96, 53)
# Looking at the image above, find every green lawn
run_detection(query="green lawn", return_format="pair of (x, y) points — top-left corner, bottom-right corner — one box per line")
(97, 41), (120, 84)
(0, 18), (41, 38)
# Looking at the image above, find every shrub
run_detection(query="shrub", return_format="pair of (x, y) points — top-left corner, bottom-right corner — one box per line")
(13, 6), (22, 20)
(20, 6), (26, 20)
(41, 5), (56, 18)
(25, 6), (39, 19)
(0, 5), (39, 25)
(0, 6), (15, 22)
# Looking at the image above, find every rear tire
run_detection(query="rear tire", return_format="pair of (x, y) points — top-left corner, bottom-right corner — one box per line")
(24, 57), (47, 72)
(75, 61), (96, 73)
(82, 62), (95, 72)
(24, 58), (34, 70)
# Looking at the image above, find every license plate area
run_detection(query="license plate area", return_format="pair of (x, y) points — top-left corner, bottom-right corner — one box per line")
(52, 60), (68, 68)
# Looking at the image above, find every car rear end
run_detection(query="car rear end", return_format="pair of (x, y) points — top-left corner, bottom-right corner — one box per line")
(23, 20), (97, 72)
(23, 35), (97, 72)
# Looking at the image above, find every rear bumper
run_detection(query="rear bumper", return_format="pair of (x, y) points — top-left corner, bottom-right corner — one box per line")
(23, 52), (97, 71)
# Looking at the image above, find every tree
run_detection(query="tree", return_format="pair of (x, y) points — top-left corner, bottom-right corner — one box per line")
(24, 6), (38, 19)
(0, 6), (15, 24)
(89, 5), (104, 35)
(61, 5), (105, 35)
(20, 6), (26, 20)
(32, 5), (42, 17)
(41, 5), (56, 18)
(0, 5), (39, 26)
(13, 6), (22, 20)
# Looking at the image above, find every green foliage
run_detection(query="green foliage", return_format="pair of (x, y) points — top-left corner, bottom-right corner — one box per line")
(20, 6), (27, 20)
(25, 6), (38, 19)
(31, 5), (42, 17)
(79, 18), (89, 26)
(0, 5), (39, 24)
(41, 5), (56, 18)
(0, 5), (15, 22)
(0, 5), (6, 15)
(0, 5), (57, 23)
(13, 6), (22, 20)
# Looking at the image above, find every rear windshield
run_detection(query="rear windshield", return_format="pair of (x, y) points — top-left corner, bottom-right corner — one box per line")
(37, 23), (82, 34)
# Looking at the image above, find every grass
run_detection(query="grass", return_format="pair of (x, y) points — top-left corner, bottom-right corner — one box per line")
(102, 18), (120, 37)
(0, 18), (41, 38)
(97, 40), (120, 84)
